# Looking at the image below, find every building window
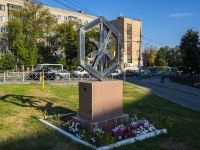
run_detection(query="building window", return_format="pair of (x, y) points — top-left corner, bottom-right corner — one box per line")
(1, 27), (6, 33)
(8, 4), (20, 11)
(9, 15), (14, 20)
(68, 16), (78, 22)
(50, 14), (56, 18)
(84, 20), (88, 24)
(127, 25), (131, 31)
(78, 19), (82, 24)
(0, 16), (5, 22)
(127, 42), (131, 47)
(1, 38), (6, 45)
(57, 15), (61, 20)
(64, 16), (67, 21)
(127, 51), (132, 63)
(0, 5), (5, 11)
(127, 42), (132, 51)
(127, 35), (131, 39)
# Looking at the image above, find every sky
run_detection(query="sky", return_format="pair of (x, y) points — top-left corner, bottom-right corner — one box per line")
(37, 0), (200, 51)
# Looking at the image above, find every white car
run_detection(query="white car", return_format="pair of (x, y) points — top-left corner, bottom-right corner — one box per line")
(72, 67), (88, 78)
(56, 69), (71, 79)
(111, 70), (123, 77)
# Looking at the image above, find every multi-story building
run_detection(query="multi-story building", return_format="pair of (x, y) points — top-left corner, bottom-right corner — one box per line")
(110, 16), (142, 70)
(0, 0), (24, 55)
(0, 0), (142, 71)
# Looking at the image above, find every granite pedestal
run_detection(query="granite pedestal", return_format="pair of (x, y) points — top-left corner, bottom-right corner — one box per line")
(73, 80), (129, 131)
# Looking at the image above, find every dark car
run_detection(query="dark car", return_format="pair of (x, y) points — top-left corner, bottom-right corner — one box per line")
(26, 69), (56, 80)
(141, 71), (152, 78)
(125, 70), (138, 77)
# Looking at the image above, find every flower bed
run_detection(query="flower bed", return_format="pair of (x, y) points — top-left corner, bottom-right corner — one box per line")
(38, 113), (167, 150)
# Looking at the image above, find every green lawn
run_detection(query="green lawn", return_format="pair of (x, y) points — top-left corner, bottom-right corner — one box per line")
(0, 83), (200, 150)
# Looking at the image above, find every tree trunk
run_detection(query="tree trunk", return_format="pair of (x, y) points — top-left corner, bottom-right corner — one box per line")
(31, 66), (34, 71)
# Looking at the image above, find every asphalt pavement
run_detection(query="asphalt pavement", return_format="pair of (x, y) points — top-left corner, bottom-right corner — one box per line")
(125, 77), (200, 111)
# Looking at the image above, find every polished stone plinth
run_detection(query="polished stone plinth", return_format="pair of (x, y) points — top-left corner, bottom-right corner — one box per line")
(73, 80), (129, 131)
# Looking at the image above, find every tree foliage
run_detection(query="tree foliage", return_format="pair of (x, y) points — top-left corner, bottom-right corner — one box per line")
(54, 22), (79, 71)
(155, 46), (169, 66)
(145, 46), (157, 66)
(179, 29), (200, 73)
(6, 1), (54, 69)
(0, 53), (15, 70)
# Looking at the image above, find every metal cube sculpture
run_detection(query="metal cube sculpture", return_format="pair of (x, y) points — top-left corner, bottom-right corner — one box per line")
(78, 16), (122, 81)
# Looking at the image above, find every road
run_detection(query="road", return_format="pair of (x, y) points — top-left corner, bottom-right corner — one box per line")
(124, 77), (200, 112)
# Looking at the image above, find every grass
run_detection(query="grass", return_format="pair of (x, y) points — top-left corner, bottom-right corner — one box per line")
(0, 82), (200, 150)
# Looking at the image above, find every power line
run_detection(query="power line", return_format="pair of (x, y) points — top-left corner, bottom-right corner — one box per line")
(53, 0), (76, 11)
(71, 0), (98, 16)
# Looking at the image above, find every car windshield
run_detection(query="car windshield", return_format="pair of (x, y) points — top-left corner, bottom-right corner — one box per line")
(58, 69), (69, 73)
(75, 68), (83, 71)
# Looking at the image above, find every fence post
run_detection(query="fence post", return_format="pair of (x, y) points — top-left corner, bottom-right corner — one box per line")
(22, 71), (24, 82)
(40, 72), (42, 81)
(68, 74), (71, 82)
(4, 71), (5, 82)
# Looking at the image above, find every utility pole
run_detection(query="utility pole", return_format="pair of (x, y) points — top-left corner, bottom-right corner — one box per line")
(138, 25), (142, 80)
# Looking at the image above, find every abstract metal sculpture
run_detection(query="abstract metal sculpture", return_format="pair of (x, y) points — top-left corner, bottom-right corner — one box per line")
(78, 16), (122, 81)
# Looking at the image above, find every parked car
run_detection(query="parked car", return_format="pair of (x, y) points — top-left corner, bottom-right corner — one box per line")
(26, 69), (56, 80)
(125, 70), (138, 77)
(82, 72), (93, 78)
(56, 69), (71, 79)
(72, 67), (88, 78)
(141, 71), (152, 78)
(110, 70), (123, 77)
(152, 71), (162, 76)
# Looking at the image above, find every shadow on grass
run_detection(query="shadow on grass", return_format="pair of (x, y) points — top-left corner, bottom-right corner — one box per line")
(0, 94), (73, 114)
(0, 120), (93, 150)
(0, 93), (86, 150)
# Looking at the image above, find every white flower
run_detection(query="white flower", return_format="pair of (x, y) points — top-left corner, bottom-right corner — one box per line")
(119, 136), (122, 140)
(91, 137), (95, 142)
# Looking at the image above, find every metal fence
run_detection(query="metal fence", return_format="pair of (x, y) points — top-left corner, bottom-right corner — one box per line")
(170, 73), (200, 88)
(0, 70), (160, 83)
(0, 71), (99, 83)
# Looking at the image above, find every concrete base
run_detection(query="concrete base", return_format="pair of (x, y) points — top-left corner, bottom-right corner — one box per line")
(74, 113), (129, 131)
(74, 80), (129, 131)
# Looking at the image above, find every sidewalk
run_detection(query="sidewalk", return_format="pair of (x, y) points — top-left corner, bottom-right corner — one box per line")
(148, 79), (200, 97)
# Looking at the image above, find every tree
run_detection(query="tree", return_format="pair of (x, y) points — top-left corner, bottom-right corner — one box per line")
(54, 22), (79, 72)
(179, 29), (200, 73)
(54, 22), (98, 72)
(0, 53), (15, 70)
(145, 46), (157, 67)
(167, 46), (182, 67)
(155, 46), (170, 66)
(156, 58), (167, 66)
(7, 1), (54, 70)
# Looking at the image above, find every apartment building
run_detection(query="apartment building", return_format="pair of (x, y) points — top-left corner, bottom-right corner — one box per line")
(0, 0), (24, 54)
(110, 16), (142, 70)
